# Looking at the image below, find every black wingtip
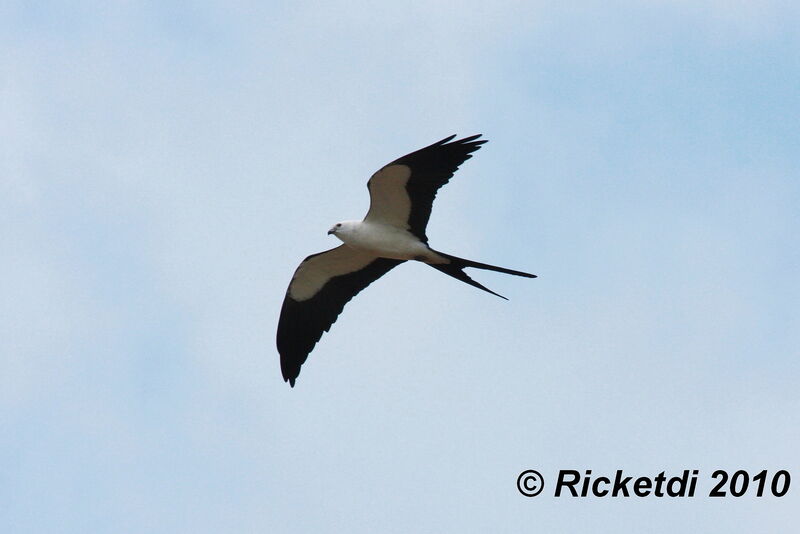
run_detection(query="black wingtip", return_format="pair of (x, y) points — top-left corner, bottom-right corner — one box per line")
(281, 360), (299, 387)
(458, 133), (485, 144)
(435, 134), (487, 148)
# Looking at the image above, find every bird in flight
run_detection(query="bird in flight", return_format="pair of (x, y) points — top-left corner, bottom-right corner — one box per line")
(277, 135), (535, 386)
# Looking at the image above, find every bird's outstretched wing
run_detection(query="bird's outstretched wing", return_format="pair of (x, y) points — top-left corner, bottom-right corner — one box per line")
(364, 134), (487, 243)
(277, 245), (405, 386)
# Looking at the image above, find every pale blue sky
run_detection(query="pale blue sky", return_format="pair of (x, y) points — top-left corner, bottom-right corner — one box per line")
(2, 1), (799, 532)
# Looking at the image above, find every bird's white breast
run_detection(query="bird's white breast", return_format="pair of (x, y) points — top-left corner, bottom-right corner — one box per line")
(338, 221), (437, 261)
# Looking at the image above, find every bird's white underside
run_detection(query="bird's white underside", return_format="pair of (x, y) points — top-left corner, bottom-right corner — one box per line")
(335, 220), (436, 259)
(364, 164), (413, 229)
(288, 163), (452, 302)
(288, 246), (377, 301)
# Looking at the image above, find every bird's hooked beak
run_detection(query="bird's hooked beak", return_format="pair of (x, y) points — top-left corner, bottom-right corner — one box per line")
(327, 228), (335, 235)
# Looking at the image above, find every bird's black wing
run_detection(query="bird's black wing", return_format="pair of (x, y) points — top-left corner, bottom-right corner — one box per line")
(365, 134), (487, 243)
(277, 245), (404, 386)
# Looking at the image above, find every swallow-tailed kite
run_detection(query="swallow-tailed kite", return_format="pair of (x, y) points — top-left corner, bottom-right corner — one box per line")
(277, 135), (535, 386)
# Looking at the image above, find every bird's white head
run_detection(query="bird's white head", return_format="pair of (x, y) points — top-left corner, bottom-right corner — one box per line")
(327, 220), (359, 241)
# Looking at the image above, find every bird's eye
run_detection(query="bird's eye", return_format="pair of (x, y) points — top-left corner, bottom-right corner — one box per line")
(336, 223), (341, 227)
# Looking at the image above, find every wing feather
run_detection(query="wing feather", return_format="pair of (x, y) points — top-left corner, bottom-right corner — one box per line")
(277, 245), (404, 386)
(365, 135), (487, 242)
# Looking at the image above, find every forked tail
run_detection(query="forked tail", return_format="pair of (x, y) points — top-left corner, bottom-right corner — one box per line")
(428, 250), (536, 300)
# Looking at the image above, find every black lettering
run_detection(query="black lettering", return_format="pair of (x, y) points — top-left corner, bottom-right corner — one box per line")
(592, 476), (610, 497)
(581, 470), (592, 497)
(729, 470), (749, 497)
(612, 470), (632, 497)
(771, 470), (791, 497)
(653, 471), (666, 497)
(688, 470), (698, 497)
(753, 469), (767, 497)
(555, 470), (580, 497)
(634, 476), (652, 497)
(709, 470), (727, 497)
(667, 470), (690, 497)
